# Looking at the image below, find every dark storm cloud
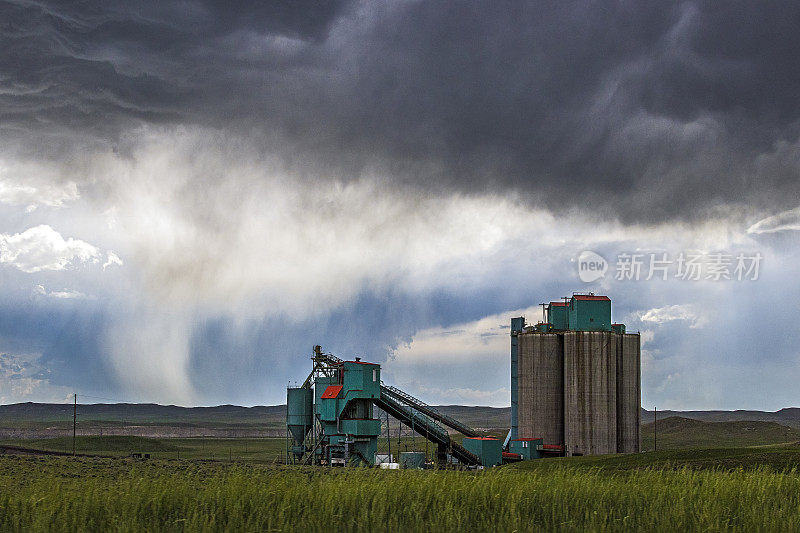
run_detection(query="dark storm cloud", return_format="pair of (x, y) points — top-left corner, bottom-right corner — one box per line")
(0, 0), (348, 154)
(3, 0), (800, 221)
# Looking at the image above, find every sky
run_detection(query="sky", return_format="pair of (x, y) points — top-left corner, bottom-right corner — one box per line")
(1, 0), (799, 410)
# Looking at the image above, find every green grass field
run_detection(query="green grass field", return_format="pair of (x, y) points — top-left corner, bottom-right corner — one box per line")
(0, 435), (441, 463)
(641, 416), (800, 450)
(0, 436), (288, 462)
(1, 448), (800, 532)
(7, 413), (800, 463)
(2, 427), (800, 530)
(513, 445), (800, 472)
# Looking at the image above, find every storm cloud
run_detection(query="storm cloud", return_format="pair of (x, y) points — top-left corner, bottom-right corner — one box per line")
(3, 0), (800, 221)
(1, 1), (800, 408)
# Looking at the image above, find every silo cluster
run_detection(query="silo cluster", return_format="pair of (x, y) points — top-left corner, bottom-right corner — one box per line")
(511, 294), (640, 456)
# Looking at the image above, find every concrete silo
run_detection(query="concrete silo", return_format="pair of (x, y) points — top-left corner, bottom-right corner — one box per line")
(517, 333), (564, 448)
(616, 332), (641, 453)
(563, 331), (617, 455)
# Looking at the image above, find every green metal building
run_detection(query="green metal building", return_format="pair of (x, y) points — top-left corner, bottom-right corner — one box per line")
(316, 360), (382, 466)
(568, 294), (611, 331)
(545, 296), (610, 332)
(462, 437), (503, 467)
(545, 301), (569, 330)
(399, 451), (426, 469)
(509, 437), (543, 460)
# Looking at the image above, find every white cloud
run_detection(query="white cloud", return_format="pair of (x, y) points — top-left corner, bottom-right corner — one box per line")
(0, 352), (72, 404)
(49, 289), (89, 299)
(382, 308), (538, 406)
(0, 160), (79, 209)
(32, 284), (94, 300)
(0, 225), (102, 272)
(95, 150), (554, 312)
(634, 304), (707, 329)
(416, 384), (509, 407)
(102, 251), (123, 270)
(390, 306), (539, 365)
(747, 206), (800, 234)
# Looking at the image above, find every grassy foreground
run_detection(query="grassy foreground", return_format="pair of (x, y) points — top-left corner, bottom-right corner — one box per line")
(2, 452), (800, 532)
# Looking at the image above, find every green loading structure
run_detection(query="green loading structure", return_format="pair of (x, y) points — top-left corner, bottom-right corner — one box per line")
(287, 346), (483, 467)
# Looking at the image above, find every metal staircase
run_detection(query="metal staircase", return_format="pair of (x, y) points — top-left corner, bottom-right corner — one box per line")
(375, 387), (481, 466)
(381, 384), (481, 437)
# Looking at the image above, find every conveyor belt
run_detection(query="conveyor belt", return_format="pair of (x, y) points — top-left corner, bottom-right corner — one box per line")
(381, 385), (481, 438)
(375, 388), (480, 466)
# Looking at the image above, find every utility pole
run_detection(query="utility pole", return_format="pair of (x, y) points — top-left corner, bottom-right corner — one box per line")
(72, 394), (77, 456)
(386, 411), (391, 461)
(654, 406), (657, 452)
(411, 408), (416, 452)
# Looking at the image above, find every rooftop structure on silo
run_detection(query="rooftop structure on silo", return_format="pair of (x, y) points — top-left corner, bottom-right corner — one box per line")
(545, 301), (568, 330)
(568, 294), (612, 331)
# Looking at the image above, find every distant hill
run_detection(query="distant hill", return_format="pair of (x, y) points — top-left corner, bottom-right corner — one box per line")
(0, 403), (287, 439)
(424, 405), (510, 431)
(641, 416), (800, 450)
(641, 408), (800, 430)
(0, 402), (284, 425)
(0, 402), (510, 432)
(3, 403), (800, 442)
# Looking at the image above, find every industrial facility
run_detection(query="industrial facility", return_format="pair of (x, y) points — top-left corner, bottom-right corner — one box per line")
(286, 346), (487, 468)
(287, 293), (640, 467)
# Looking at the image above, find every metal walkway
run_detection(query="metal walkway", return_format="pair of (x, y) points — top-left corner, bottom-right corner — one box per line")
(375, 387), (481, 466)
(381, 384), (481, 438)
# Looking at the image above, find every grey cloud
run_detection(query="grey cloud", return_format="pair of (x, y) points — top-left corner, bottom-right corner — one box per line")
(2, 0), (800, 222)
